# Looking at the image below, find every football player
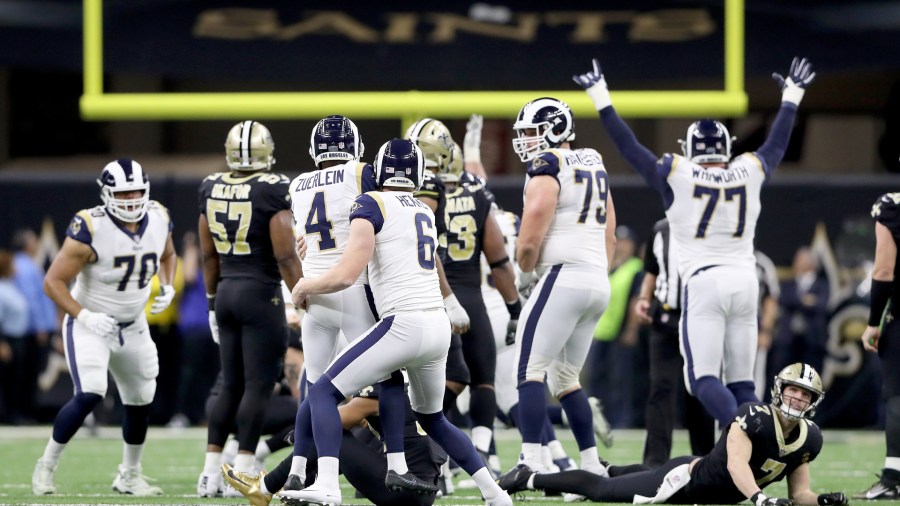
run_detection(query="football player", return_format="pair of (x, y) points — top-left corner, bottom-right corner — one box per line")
(408, 117), (520, 473)
(510, 97), (617, 476)
(32, 159), (176, 496)
(858, 192), (900, 499)
(499, 363), (849, 506)
(283, 139), (512, 506)
(285, 115), (436, 496)
(196, 121), (303, 496)
(574, 57), (816, 428)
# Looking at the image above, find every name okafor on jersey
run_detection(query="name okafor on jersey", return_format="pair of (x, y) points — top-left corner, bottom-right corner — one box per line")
(66, 201), (172, 322)
(198, 171), (291, 285)
(688, 402), (823, 504)
(525, 148), (609, 271)
(349, 191), (444, 316)
(290, 161), (377, 281)
(442, 183), (493, 287)
(872, 192), (900, 294)
(661, 153), (765, 278)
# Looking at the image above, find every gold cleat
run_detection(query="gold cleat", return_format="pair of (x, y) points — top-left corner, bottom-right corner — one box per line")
(221, 463), (272, 506)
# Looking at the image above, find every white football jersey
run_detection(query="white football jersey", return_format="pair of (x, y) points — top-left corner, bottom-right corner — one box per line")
(524, 148), (609, 271)
(349, 191), (444, 316)
(66, 201), (172, 322)
(663, 153), (764, 278)
(290, 161), (376, 283)
(481, 206), (520, 290)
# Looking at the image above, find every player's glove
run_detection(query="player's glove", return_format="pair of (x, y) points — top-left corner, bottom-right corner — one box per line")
(517, 270), (540, 300)
(505, 298), (522, 346)
(149, 284), (176, 314)
(752, 492), (794, 506)
(771, 56), (815, 106)
(76, 308), (119, 340)
(444, 293), (470, 334)
(817, 493), (848, 506)
(464, 114), (483, 163)
(572, 58), (613, 111)
(208, 310), (220, 345)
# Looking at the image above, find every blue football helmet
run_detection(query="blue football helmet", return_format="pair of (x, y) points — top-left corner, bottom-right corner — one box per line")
(680, 119), (733, 164)
(97, 158), (150, 223)
(309, 115), (364, 167)
(373, 139), (424, 191)
(512, 97), (575, 162)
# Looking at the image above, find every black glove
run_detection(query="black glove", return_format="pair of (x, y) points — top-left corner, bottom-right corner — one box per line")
(505, 299), (522, 346)
(752, 492), (794, 506)
(817, 493), (848, 506)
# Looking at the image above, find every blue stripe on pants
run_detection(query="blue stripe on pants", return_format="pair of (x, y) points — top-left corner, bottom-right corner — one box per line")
(517, 265), (562, 384)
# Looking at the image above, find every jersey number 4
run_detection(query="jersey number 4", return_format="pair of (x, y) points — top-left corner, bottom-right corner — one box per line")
(207, 199), (252, 255)
(574, 169), (608, 224)
(304, 191), (337, 250)
(692, 185), (747, 238)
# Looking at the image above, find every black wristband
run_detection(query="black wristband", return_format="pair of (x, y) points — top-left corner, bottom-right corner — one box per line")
(506, 299), (522, 320)
(207, 294), (216, 312)
(869, 279), (893, 326)
(489, 256), (510, 269)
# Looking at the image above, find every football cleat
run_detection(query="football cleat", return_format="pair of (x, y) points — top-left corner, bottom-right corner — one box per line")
(222, 463), (272, 506)
(112, 464), (163, 496)
(283, 473), (305, 491)
(486, 490), (514, 506)
(588, 396), (614, 448)
(384, 469), (439, 495)
(853, 477), (900, 500)
(197, 470), (223, 497)
(498, 464), (535, 494)
(32, 458), (57, 495)
(437, 461), (455, 497)
(278, 482), (342, 506)
(554, 457), (577, 472)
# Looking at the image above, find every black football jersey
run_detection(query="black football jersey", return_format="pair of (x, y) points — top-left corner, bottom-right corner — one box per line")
(872, 193), (900, 295)
(414, 170), (448, 238)
(198, 171), (291, 285)
(442, 183), (492, 288)
(687, 402), (823, 504)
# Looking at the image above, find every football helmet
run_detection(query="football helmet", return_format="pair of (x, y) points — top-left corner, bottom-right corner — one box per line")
(771, 362), (824, 421)
(441, 142), (465, 184)
(404, 118), (454, 171)
(374, 139), (424, 191)
(225, 120), (275, 171)
(98, 159), (150, 223)
(512, 97), (575, 162)
(308, 115), (364, 167)
(679, 119), (733, 164)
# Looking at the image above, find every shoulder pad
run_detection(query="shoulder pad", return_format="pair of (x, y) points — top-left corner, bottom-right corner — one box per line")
(873, 193), (900, 231)
(202, 173), (224, 182)
(527, 151), (561, 178)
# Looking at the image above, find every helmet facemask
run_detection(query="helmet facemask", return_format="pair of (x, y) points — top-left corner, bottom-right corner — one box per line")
(98, 159), (150, 223)
(770, 363), (825, 421)
(512, 97), (575, 162)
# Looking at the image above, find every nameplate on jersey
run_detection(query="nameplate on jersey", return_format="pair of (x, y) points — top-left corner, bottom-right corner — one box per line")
(211, 183), (250, 200)
(447, 196), (475, 213)
(396, 195), (428, 209)
(295, 169), (345, 191)
(691, 166), (749, 184)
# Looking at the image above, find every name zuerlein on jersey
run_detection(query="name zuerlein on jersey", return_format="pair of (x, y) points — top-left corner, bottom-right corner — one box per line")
(691, 165), (749, 184)
(296, 170), (345, 191)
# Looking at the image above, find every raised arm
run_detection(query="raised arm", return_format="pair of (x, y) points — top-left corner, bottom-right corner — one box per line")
(573, 59), (663, 192)
(756, 57), (816, 176)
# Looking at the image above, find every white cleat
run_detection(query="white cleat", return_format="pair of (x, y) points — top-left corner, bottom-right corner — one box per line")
(112, 464), (163, 496)
(197, 470), (224, 497)
(486, 490), (514, 506)
(32, 458), (57, 495)
(278, 483), (342, 506)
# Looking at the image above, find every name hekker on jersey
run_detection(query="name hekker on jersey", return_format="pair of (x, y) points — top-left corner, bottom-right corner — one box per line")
(66, 202), (172, 322)
(661, 153), (765, 278)
(198, 171), (291, 285)
(442, 184), (492, 287)
(688, 402), (823, 504)
(349, 191), (444, 317)
(290, 161), (377, 283)
(872, 193), (900, 296)
(525, 148), (609, 271)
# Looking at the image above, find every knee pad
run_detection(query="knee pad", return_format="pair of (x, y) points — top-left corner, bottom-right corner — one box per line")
(522, 353), (553, 384)
(552, 362), (582, 398)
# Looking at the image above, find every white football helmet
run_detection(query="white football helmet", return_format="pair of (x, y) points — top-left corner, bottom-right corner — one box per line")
(225, 120), (275, 171)
(679, 119), (734, 164)
(512, 97), (575, 162)
(98, 159), (150, 223)
(771, 362), (825, 421)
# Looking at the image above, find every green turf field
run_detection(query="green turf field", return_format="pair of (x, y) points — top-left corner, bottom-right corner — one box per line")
(0, 425), (891, 505)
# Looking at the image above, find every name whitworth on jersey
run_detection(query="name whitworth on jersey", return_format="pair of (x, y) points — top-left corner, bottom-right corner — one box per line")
(691, 164), (751, 184)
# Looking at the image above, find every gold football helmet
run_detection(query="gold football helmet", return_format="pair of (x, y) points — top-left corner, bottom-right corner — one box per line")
(440, 142), (464, 184)
(404, 118), (454, 172)
(771, 362), (825, 420)
(225, 120), (275, 171)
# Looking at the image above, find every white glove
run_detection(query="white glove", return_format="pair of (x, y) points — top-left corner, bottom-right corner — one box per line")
(517, 270), (541, 300)
(463, 114), (483, 163)
(208, 310), (220, 345)
(76, 308), (119, 341)
(772, 56), (816, 106)
(150, 284), (176, 314)
(572, 58), (612, 111)
(444, 293), (470, 334)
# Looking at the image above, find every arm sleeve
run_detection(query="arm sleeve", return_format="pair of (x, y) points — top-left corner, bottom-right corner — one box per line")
(349, 193), (386, 234)
(599, 106), (665, 192)
(754, 102), (799, 178)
